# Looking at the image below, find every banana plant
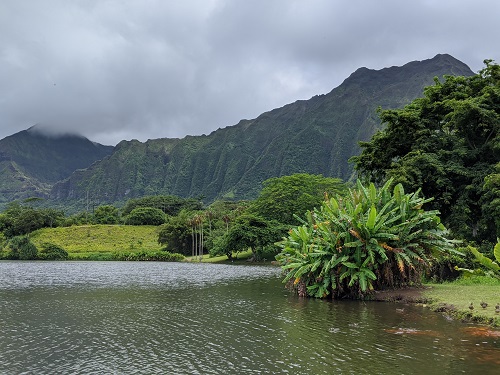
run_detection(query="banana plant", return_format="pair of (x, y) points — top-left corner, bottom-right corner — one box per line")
(276, 179), (457, 299)
(455, 240), (500, 279)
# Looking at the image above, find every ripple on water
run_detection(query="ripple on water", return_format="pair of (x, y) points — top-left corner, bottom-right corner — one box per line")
(1, 261), (499, 374)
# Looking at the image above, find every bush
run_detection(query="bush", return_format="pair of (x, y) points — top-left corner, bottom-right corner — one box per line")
(68, 250), (184, 262)
(115, 250), (185, 261)
(7, 236), (38, 260)
(93, 205), (120, 224)
(39, 242), (69, 260)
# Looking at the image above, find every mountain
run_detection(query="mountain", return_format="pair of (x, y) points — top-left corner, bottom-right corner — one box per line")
(36, 55), (477, 208)
(0, 126), (113, 205)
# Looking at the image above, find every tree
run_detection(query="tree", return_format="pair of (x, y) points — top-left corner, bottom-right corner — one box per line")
(0, 202), (64, 238)
(276, 180), (457, 299)
(93, 205), (120, 224)
(7, 236), (38, 260)
(351, 60), (500, 243)
(125, 207), (165, 226)
(121, 195), (203, 216)
(251, 173), (346, 225)
(157, 211), (193, 255)
(39, 208), (65, 228)
(203, 200), (250, 257)
(482, 162), (500, 240)
(216, 214), (288, 260)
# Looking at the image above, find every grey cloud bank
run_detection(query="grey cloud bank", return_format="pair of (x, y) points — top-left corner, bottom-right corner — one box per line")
(1, 0), (498, 145)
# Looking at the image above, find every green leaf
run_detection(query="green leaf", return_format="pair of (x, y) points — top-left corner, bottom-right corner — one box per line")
(394, 184), (404, 204)
(470, 246), (500, 272)
(342, 261), (358, 269)
(359, 273), (367, 291)
(369, 183), (377, 203)
(344, 241), (362, 248)
(367, 204), (377, 230)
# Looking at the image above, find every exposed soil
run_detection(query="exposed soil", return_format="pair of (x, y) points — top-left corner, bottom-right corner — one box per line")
(370, 286), (430, 303)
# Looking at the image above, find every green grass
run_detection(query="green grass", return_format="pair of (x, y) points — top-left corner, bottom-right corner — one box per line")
(30, 225), (163, 255)
(423, 276), (500, 327)
(185, 250), (254, 263)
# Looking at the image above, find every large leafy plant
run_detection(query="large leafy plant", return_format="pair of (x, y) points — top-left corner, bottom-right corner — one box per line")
(276, 179), (458, 299)
(456, 240), (500, 279)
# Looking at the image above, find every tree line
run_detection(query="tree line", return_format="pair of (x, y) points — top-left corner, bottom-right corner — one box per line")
(0, 174), (345, 261)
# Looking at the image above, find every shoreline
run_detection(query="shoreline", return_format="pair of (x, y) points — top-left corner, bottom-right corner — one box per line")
(371, 285), (500, 328)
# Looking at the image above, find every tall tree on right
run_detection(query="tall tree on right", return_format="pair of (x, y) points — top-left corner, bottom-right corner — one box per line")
(351, 60), (500, 244)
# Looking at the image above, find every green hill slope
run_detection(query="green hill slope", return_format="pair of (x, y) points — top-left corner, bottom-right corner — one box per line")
(30, 225), (163, 255)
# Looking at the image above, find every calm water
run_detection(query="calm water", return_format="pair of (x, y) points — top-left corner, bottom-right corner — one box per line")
(0, 262), (499, 374)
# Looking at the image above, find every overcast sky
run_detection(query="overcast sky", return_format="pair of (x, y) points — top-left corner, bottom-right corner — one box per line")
(1, 0), (498, 145)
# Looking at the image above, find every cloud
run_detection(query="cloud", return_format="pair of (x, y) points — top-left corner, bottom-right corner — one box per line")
(1, 0), (499, 145)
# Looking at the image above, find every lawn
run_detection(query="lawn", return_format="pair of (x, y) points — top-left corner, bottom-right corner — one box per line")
(423, 276), (500, 327)
(30, 225), (163, 254)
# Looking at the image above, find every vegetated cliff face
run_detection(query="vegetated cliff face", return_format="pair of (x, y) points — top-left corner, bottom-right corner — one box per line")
(0, 126), (113, 205)
(50, 54), (473, 207)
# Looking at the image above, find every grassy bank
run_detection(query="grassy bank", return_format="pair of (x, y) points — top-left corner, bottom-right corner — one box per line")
(184, 250), (254, 263)
(30, 225), (164, 257)
(422, 276), (500, 327)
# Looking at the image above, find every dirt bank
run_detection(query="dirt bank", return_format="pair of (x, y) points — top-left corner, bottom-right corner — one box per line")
(370, 286), (430, 303)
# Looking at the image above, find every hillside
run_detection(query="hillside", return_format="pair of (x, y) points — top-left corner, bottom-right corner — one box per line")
(49, 54), (473, 207)
(30, 225), (163, 255)
(0, 126), (113, 205)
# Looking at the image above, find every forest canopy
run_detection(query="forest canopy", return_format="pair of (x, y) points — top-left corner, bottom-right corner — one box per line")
(351, 60), (500, 244)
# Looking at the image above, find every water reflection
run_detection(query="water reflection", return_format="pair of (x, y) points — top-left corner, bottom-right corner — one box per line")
(0, 261), (499, 374)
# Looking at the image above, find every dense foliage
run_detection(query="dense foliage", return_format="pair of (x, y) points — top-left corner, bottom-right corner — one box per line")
(456, 240), (500, 279)
(93, 205), (120, 224)
(157, 211), (193, 255)
(213, 214), (288, 260)
(38, 242), (69, 260)
(121, 195), (202, 216)
(251, 174), (345, 225)
(4, 236), (39, 260)
(352, 60), (500, 244)
(124, 207), (166, 226)
(0, 202), (64, 238)
(276, 180), (456, 299)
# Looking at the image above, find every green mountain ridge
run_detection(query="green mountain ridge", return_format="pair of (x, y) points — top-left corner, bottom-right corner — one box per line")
(1, 54), (474, 209)
(0, 126), (113, 205)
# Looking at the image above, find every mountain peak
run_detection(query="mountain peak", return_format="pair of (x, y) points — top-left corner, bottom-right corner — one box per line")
(341, 54), (474, 90)
(26, 123), (85, 140)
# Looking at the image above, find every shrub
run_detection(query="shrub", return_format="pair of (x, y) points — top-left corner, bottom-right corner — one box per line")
(7, 236), (39, 260)
(39, 242), (69, 260)
(68, 250), (184, 262)
(276, 179), (459, 299)
(115, 250), (185, 262)
(93, 205), (120, 224)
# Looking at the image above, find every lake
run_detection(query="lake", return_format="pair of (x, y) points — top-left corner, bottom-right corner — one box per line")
(1, 261), (499, 374)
